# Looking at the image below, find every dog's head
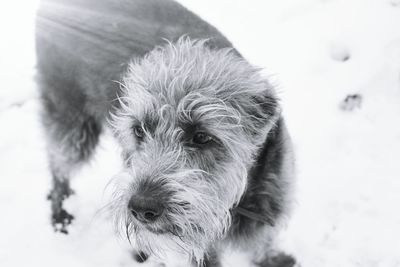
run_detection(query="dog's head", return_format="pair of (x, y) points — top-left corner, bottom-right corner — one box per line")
(109, 38), (280, 261)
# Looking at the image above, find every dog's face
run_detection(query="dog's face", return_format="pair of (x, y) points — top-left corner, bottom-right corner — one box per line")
(109, 39), (279, 261)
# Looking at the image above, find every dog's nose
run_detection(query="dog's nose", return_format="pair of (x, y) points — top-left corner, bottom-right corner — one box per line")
(128, 195), (163, 223)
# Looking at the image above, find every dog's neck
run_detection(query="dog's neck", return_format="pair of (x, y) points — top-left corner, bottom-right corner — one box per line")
(230, 117), (287, 233)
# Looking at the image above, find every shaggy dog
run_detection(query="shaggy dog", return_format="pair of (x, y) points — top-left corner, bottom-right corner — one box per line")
(36, 0), (296, 266)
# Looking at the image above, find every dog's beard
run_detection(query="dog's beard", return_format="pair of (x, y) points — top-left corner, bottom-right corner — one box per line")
(110, 163), (248, 263)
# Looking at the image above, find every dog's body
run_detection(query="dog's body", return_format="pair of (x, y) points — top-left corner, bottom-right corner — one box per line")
(36, 0), (296, 266)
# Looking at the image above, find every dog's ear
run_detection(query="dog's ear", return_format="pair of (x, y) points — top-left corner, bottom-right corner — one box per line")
(252, 90), (280, 128)
(236, 84), (281, 139)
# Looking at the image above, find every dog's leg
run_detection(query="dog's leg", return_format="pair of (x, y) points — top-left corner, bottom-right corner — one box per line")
(47, 173), (74, 234)
(203, 252), (222, 267)
(245, 229), (296, 267)
(46, 116), (101, 233)
(41, 91), (102, 233)
(192, 249), (221, 267)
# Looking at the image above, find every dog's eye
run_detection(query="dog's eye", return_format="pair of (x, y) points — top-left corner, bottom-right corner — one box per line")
(192, 132), (212, 145)
(133, 125), (145, 139)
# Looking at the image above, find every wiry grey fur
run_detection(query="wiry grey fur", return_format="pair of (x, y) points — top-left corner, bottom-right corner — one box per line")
(36, 0), (296, 266)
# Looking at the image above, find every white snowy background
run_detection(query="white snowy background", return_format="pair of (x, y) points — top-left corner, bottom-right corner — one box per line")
(1, 0), (400, 266)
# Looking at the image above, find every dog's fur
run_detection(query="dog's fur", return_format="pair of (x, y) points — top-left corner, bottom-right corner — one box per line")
(36, 0), (296, 266)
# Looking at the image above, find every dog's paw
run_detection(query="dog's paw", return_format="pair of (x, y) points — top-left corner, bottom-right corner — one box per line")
(52, 208), (74, 234)
(270, 253), (297, 267)
(257, 252), (297, 267)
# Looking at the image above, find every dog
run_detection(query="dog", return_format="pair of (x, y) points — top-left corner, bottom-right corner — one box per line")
(36, 0), (296, 266)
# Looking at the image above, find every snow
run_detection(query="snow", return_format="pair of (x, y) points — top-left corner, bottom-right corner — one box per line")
(1, 0), (400, 266)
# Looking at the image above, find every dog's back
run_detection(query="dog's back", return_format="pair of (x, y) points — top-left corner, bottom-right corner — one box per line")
(36, 0), (232, 120)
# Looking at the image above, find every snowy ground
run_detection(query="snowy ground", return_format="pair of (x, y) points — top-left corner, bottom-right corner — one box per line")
(1, 0), (400, 266)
